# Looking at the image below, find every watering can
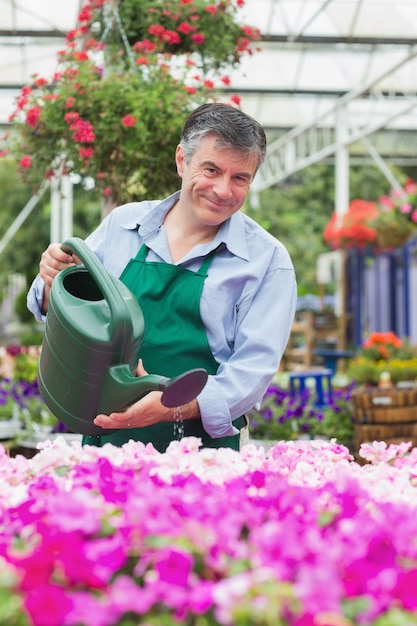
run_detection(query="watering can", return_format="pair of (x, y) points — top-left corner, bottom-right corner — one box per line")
(37, 237), (208, 437)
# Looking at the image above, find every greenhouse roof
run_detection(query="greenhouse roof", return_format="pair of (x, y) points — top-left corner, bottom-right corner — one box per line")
(1, 0), (417, 187)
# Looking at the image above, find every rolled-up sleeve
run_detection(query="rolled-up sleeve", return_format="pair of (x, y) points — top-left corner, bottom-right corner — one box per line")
(27, 275), (47, 323)
(197, 247), (297, 439)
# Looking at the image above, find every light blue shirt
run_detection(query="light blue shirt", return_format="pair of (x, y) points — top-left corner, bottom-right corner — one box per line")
(27, 191), (297, 438)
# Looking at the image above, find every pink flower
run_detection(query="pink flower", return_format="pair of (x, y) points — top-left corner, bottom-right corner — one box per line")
(191, 33), (205, 44)
(155, 547), (193, 586)
(399, 202), (412, 214)
(19, 155), (32, 169)
(205, 5), (217, 15)
(121, 115), (136, 128)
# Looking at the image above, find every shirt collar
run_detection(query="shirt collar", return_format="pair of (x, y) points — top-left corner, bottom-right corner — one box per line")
(121, 190), (249, 261)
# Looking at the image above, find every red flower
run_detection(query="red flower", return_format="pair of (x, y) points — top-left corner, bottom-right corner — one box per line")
(148, 24), (166, 38)
(220, 76), (231, 86)
(205, 5), (217, 14)
(177, 22), (195, 35)
(70, 51), (90, 62)
(78, 6), (92, 23)
(34, 77), (48, 87)
(163, 30), (181, 45)
(69, 118), (95, 143)
(133, 39), (157, 53)
(230, 94), (241, 106)
(79, 146), (94, 158)
(64, 111), (79, 124)
(121, 115), (136, 128)
(25, 106), (41, 129)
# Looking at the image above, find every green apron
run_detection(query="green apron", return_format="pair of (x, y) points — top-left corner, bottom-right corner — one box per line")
(82, 244), (242, 452)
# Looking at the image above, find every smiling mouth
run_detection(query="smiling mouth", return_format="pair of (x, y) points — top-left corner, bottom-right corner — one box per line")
(204, 195), (233, 209)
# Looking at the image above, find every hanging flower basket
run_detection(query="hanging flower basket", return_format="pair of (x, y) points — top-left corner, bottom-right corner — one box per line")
(372, 178), (417, 250)
(374, 220), (414, 250)
(3, 0), (261, 209)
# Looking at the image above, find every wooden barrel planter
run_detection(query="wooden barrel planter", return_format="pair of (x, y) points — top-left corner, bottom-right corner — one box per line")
(352, 387), (417, 450)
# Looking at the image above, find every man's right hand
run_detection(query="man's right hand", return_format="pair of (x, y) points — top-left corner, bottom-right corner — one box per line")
(39, 243), (80, 313)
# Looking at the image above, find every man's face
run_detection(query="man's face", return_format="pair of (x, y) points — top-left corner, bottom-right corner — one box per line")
(175, 134), (259, 227)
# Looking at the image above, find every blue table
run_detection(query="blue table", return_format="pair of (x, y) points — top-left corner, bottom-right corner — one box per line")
(313, 348), (354, 376)
(289, 369), (333, 408)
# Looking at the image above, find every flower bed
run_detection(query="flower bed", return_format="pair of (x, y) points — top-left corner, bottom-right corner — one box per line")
(2, 437), (417, 624)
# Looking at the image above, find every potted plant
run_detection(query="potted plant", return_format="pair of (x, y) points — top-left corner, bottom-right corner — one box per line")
(347, 331), (417, 386)
(323, 199), (378, 250)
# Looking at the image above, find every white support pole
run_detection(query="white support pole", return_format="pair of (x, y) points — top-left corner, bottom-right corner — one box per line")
(50, 175), (73, 242)
(50, 175), (60, 242)
(335, 107), (349, 216)
(61, 175), (73, 240)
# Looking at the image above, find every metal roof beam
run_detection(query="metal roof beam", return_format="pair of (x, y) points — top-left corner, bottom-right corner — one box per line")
(252, 45), (417, 192)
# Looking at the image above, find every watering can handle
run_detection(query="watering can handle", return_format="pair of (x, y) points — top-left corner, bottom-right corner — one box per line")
(61, 236), (132, 345)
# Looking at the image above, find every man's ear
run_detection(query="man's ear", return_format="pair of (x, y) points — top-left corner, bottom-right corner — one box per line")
(175, 144), (185, 177)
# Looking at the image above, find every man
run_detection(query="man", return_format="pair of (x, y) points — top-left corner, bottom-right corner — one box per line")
(28, 103), (297, 452)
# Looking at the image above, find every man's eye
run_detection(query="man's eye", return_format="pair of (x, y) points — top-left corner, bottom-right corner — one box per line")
(204, 168), (217, 175)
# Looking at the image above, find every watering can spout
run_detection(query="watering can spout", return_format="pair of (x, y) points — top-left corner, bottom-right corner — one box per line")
(98, 365), (208, 414)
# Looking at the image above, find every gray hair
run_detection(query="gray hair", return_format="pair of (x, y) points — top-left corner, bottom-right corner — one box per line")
(179, 103), (267, 170)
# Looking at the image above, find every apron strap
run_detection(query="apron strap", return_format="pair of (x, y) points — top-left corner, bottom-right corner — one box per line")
(135, 244), (220, 274)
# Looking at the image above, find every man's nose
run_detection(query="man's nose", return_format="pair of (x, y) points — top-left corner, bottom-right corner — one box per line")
(213, 176), (233, 198)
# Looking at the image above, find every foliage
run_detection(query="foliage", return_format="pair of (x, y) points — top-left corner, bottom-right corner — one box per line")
(246, 164), (336, 293)
(3, 437), (417, 623)
(347, 332), (417, 385)
(323, 199), (378, 250)
(0, 346), (57, 429)
(249, 379), (355, 449)
(4, 0), (259, 208)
